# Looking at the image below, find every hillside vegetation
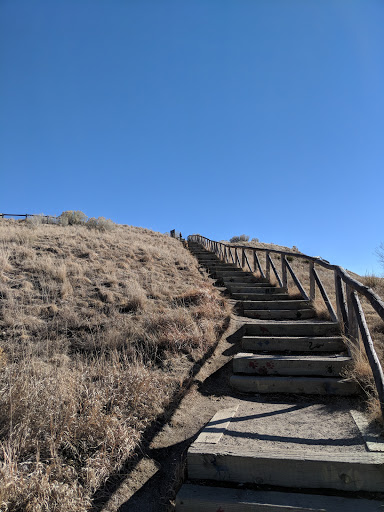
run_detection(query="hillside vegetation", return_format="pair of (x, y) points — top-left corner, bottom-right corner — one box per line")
(0, 221), (230, 511)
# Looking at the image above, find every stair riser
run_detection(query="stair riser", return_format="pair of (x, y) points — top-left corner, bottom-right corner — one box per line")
(246, 323), (340, 337)
(228, 286), (287, 294)
(242, 337), (346, 353)
(187, 448), (383, 492)
(233, 293), (290, 301)
(213, 271), (255, 277)
(233, 355), (350, 377)
(244, 310), (315, 320)
(222, 277), (259, 284)
(242, 300), (311, 310)
(176, 485), (384, 512)
(230, 375), (358, 396)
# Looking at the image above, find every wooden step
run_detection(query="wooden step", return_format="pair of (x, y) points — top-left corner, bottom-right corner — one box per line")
(187, 445), (384, 492)
(244, 309), (316, 320)
(233, 293), (291, 301)
(228, 285), (287, 294)
(213, 270), (256, 277)
(233, 353), (351, 377)
(176, 484), (384, 511)
(245, 322), (340, 337)
(242, 336), (346, 353)
(222, 276), (259, 283)
(242, 300), (312, 310)
(230, 375), (359, 395)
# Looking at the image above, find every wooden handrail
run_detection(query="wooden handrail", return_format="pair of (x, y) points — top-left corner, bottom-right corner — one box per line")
(189, 234), (384, 322)
(188, 233), (384, 418)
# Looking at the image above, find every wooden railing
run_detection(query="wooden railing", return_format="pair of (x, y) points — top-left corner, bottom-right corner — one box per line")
(0, 213), (56, 222)
(189, 234), (384, 418)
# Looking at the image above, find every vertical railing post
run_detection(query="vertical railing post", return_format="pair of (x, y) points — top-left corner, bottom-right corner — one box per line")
(309, 262), (315, 301)
(266, 251), (271, 281)
(242, 248), (245, 269)
(281, 254), (288, 288)
(346, 284), (359, 343)
(335, 271), (349, 333)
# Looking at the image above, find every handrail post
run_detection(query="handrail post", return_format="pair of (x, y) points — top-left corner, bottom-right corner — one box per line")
(281, 254), (288, 288)
(346, 284), (359, 344)
(242, 248), (245, 269)
(266, 251), (271, 280)
(309, 262), (315, 300)
(235, 248), (240, 267)
(335, 270), (349, 333)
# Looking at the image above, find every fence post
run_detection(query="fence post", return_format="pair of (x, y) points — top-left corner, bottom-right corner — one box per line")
(346, 284), (359, 343)
(266, 252), (271, 280)
(242, 248), (245, 269)
(335, 271), (349, 333)
(281, 254), (288, 288)
(309, 262), (315, 300)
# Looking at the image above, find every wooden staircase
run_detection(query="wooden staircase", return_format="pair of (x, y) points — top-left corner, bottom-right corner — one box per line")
(174, 241), (384, 511)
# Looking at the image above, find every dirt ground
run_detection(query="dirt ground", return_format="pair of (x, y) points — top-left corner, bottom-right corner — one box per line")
(93, 307), (369, 512)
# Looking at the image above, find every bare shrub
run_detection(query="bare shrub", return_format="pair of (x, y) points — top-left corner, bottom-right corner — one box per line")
(58, 210), (88, 226)
(230, 234), (249, 243)
(86, 216), (115, 232)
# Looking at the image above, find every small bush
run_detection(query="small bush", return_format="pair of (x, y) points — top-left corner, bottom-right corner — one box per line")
(86, 217), (115, 232)
(230, 234), (249, 243)
(286, 255), (294, 262)
(58, 211), (88, 226)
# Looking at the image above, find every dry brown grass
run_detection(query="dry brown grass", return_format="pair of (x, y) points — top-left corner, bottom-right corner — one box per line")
(0, 220), (230, 511)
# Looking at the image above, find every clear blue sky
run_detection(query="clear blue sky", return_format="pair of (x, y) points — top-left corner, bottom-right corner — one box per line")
(1, 1), (383, 275)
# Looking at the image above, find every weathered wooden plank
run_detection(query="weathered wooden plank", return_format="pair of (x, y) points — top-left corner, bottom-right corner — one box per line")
(253, 250), (266, 278)
(350, 410), (384, 452)
(346, 285), (359, 343)
(351, 292), (384, 419)
(176, 485), (384, 512)
(268, 254), (283, 288)
(285, 258), (310, 301)
(309, 262), (315, 301)
(266, 251), (271, 280)
(312, 268), (338, 322)
(334, 271), (349, 333)
(244, 250), (253, 273)
(194, 406), (239, 444)
(281, 254), (288, 289)
(188, 445), (384, 491)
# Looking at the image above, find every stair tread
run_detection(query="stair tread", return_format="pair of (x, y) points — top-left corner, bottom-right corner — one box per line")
(235, 353), (351, 361)
(176, 485), (384, 512)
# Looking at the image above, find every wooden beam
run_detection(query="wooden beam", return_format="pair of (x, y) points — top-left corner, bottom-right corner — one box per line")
(281, 254), (288, 288)
(335, 270), (349, 333)
(285, 258), (310, 301)
(347, 285), (359, 344)
(312, 267), (338, 322)
(244, 250), (253, 273)
(266, 251), (271, 280)
(351, 292), (384, 420)
(309, 261), (315, 300)
(253, 251), (265, 278)
(268, 254), (283, 288)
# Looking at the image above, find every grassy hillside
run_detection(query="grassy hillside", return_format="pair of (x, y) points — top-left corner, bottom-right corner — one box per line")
(0, 221), (230, 511)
